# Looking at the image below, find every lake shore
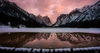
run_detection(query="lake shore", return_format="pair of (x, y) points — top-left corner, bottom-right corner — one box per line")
(0, 28), (100, 33)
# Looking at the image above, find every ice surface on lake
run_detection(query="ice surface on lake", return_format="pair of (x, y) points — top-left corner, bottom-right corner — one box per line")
(0, 28), (100, 33)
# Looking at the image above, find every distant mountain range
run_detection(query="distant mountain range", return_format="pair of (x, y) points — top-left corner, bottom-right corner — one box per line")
(0, 0), (100, 28)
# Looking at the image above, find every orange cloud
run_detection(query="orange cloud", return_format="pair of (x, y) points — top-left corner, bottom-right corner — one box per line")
(9, 0), (98, 23)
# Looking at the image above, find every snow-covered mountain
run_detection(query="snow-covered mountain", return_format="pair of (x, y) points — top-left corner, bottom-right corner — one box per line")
(53, 9), (81, 26)
(74, 1), (100, 22)
(53, 0), (100, 28)
(0, 0), (52, 28)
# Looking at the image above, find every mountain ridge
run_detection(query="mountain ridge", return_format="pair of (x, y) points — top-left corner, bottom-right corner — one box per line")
(0, 0), (52, 28)
(53, 0), (100, 28)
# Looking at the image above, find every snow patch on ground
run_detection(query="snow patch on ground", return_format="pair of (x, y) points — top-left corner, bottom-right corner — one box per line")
(0, 25), (11, 28)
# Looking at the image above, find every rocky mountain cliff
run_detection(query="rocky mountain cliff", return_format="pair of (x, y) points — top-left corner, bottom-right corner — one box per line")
(36, 15), (52, 26)
(0, 0), (52, 28)
(53, 0), (100, 28)
(42, 16), (52, 26)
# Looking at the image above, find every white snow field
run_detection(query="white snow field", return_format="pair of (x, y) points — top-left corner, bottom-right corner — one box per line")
(0, 27), (100, 33)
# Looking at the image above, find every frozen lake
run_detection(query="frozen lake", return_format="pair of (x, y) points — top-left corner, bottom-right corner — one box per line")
(0, 28), (100, 33)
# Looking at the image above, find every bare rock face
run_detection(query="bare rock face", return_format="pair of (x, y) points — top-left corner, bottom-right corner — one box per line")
(42, 16), (52, 26)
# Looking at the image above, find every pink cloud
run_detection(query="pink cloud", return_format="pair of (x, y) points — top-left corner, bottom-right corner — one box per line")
(9, 0), (98, 23)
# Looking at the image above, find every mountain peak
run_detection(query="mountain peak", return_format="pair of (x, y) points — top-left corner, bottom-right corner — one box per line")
(37, 15), (42, 17)
(43, 16), (49, 20)
(69, 8), (81, 15)
(43, 15), (49, 17)
(43, 16), (52, 26)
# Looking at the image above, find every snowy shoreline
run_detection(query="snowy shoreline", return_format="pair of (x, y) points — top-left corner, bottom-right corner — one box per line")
(0, 28), (100, 33)
(0, 46), (100, 52)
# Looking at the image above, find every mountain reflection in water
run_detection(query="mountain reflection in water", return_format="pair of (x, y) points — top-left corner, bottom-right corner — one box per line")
(0, 32), (100, 49)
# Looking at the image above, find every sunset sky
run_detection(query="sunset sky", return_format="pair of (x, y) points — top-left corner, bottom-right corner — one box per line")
(9, 0), (98, 23)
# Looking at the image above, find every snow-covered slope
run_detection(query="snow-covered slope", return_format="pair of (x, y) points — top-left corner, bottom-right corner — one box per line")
(53, 9), (81, 26)
(53, 1), (100, 27)
(75, 1), (100, 22)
